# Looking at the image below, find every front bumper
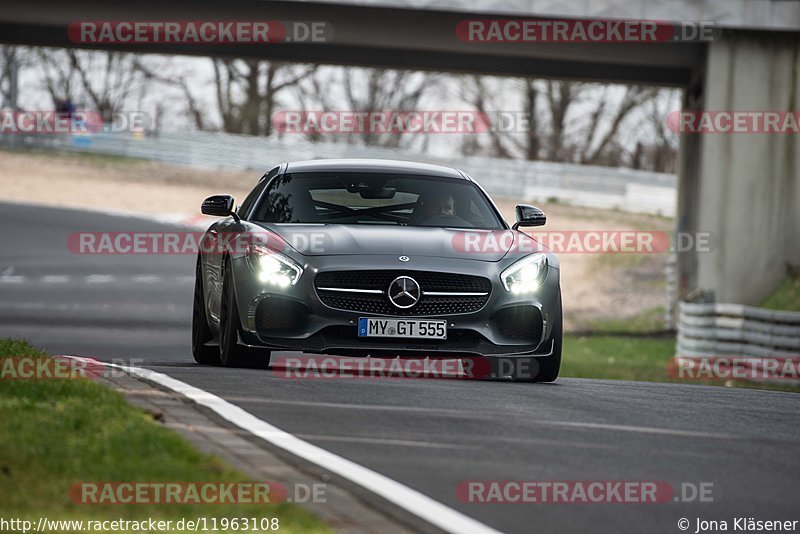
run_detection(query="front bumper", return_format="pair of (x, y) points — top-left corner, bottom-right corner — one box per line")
(232, 254), (561, 358)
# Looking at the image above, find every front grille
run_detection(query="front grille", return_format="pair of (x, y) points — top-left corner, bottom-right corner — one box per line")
(315, 270), (490, 292)
(315, 270), (491, 316)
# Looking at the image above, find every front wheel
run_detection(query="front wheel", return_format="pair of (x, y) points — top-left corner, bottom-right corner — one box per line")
(192, 260), (221, 365)
(219, 259), (271, 368)
(219, 260), (250, 367)
(530, 313), (562, 382)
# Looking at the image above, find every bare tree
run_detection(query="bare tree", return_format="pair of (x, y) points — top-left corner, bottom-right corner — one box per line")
(36, 48), (79, 105)
(460, 76), (516, 158)
(457, 74), (667, 170)
(210, 58), (314, 136)
(69, 51), (147, 120)
(295, 67), (438, 149)
(35, 48), (150, 121)
(297, 68), (439, 151)
(293, 67), (339, 143)
(638, 90), (678, 172)
(544, 80), (580, 161)
(0, 46), (26, 110)
(521, 78), (539, 161)
(341, 68), (435, 148)
(134, 58), (208, 131)
(460, 76), (542, 160)
(577, 85), (659, 165)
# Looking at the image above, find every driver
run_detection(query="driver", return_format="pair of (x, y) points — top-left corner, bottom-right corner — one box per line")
(421, 191), (472, 227)
(425, 193), (456, 218)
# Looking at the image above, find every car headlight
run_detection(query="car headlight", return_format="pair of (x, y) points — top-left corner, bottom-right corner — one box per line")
(246, 244), (303, 287)
(501, 254), (548, 293)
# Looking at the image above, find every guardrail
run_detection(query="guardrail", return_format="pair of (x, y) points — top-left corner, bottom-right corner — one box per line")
(677, 302), (800, 358)
(0, 130), (677, 216)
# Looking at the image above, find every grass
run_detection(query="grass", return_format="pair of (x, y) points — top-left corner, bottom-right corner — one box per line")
(583, 307), (666, 334)
(562, 334), (800, 393)
(589, 252), (650, 269)
(562, 335), (676, 382)
(0, 339), (330, 534)
(760, 271), (800, 311)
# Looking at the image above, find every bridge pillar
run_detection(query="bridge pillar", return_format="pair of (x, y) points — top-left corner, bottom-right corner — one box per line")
(679, 30), (800, 305)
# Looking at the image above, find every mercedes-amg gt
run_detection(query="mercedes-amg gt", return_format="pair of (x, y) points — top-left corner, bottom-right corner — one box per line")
(192, 159), (562, 381)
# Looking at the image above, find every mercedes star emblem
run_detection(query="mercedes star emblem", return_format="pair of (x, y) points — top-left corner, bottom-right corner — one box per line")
(399, 256), (410, 262)
(388, 276), (420, 309)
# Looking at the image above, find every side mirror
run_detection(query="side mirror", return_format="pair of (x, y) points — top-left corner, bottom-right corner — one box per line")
(201, 195), (240, 222)
(513, 204), (546, 229)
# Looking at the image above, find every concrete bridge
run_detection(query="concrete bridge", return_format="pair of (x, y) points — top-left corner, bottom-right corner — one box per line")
(1, 0), (798, 305)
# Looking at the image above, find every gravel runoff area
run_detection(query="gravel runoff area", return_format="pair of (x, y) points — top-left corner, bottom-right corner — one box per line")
(0, 149), (674, 330)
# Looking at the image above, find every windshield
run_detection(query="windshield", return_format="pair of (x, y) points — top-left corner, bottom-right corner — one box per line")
(251, 172), (505, 229)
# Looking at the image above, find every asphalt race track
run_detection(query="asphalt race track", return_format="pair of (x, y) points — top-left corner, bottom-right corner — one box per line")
(1, 201), (798, 534)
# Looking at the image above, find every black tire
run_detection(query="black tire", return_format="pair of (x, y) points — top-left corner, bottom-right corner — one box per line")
(531, 306), (562, 383)
(219, 258), (264, 368)
(192, 259), (221, 365)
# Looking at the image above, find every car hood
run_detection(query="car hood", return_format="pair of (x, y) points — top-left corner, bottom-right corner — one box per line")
(252, 223), (517, 262)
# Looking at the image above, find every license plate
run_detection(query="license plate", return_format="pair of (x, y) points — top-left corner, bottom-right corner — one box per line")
(358, 318), (447, 339)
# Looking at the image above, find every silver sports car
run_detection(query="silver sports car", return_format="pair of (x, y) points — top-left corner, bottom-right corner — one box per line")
(192, 159), (562, 381)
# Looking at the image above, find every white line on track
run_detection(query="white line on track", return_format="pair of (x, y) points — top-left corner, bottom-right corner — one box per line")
(41, 275), (70, 283)
(535, 420), (739, 439)
(222, 396), (469, 414)
(85, 274), (115, 284)
(0, 274), (194, 285)
(62, 356), (502, 534)
(132, 274), (162, 283)
(294, 434), (478, 449)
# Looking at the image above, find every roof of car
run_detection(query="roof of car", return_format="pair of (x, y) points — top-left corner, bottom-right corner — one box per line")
(283, 159), (468, 180)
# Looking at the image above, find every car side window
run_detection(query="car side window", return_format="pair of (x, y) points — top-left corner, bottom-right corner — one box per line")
(239, 166), (280, 220)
